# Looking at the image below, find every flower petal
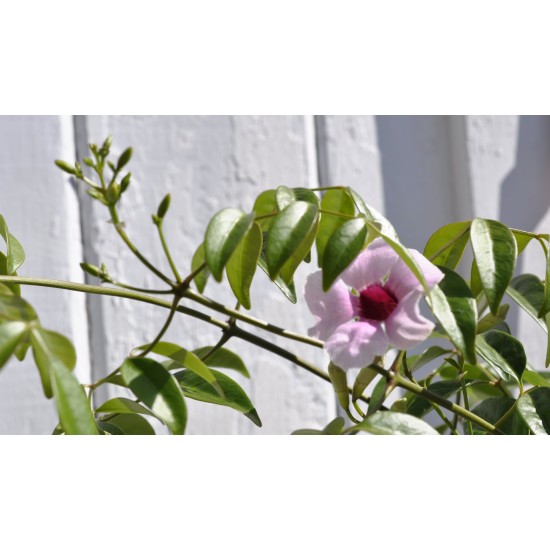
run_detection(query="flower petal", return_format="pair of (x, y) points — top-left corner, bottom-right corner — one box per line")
(386, 249), (444, 299)
(325, 320), (388, 370)
(340, 238), (399, 291)
(305, 270), (357, 340)
(385, 291), (435, 350)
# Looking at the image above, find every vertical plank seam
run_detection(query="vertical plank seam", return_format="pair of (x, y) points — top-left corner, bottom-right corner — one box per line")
(72, 116), (110, 407)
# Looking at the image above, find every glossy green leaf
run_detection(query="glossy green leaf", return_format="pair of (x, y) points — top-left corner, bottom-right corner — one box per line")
(0, 321), (27, 369)
(347, 188), (398, 240)
(476, 330), (526, 383)
(539, 244), (550, 317)
(471, 218), (517, 314)
(98, 421), (125, 435)
(322, 218), (367, 291)
(470, 260), (482, 298)
(517, 393), (547, 434)
(226, 222), (262, 309)
(471, 397), (528, 435)
(205, 208), (255, 282)
(355, 411), (438, 435)
(366, 222), (430, 294)
(275, 186), (319, 210)
(0, 215), (25, 274)
(316, 188), (356, 267)
(512, 230), (535, 255)
(104, 413), (156, 435)
(477, 304), (510, 334)
(408, 346), (450, 373)
(0, 290), (36, 321)
(279, 211), (320, 285)
(257, 253), (297, 303)
(367, 377), (388, 415)
(138, 342), (224, 397)
(430, 268), (477, 363)
(121, 357), (187, 435)
(193, 346), (250, 378)
(520, 388), (550, 434)
(352, 366), (378, 402)
(322, 417), (346, 435)
(253, 189), (278, 230)
(175, 368), (261, 427)
(31, 327), (77, 399)
(423, 221), (471, 270)
(42, 338), (97, 435)
(191, 242), (210, 293)
(0, 253), (20, 295)
(96, 397), (155, 417)
(506, 274), (547, 332)
(522, 369), (550, 388)
(292, 428), (325, 435)
(265, 201), (319, 282)
(328, 363), (349, 410)
(407, 381), (461, 418)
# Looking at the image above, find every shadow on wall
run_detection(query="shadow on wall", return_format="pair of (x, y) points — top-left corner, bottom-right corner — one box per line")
(499, 115), (550, 236)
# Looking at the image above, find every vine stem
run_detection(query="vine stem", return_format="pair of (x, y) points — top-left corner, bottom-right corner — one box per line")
(156, 222), (182, 283)
(0, 275), (368, 405)
(108, 205), (175, 287)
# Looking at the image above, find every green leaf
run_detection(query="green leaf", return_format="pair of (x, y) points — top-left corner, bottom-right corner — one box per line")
(31, 327), (98, 435)
(193, 346), (250, 378)
(470, 260), (483, 298)
(518, 388), (550, 434)
(347, 188), (398, 240)
(103, 413), (156, 435)
(539, 244), (550, 317)
(226, 222), (262, 309)
(0, 291), (37, 321)
(175, 368), (261, 427)
(477, 304), (510, 334)
(205, 208), (255, 282)
(512, 230), (535, 255)
(476, 330), (527, 383)
(506, 274), (547, 332)
(408, 346), (450, 373)
(471, 397), (528, 435)
(257, 253), (297, 303)
(423, 221), (471, 270)
(253, 189), (278, 230)
(322, 417), (346, 435)
(470, 218), (517, 314)
(352, 366), (378, 402)
(430, 268), (477, 363)
(328, 363), (349, 410)
(522, 369), (550, 388)
(96, 397), (155, 417)
(517, 393), (547, 434)
(316, 188), (356, 267)
(97, 421), (125, 435)
(292, 428), (325, 435)
(191, 242), (210, 293)
(265, 201), (319, 283)
(0, 254), (20, 295)
(407, 381), (461, 418)
(275, 186), (319, 210)
(0, 215), (25, 274)
(367, 377), (388, 415)
(121, 358), (187, 435)
(322, 218), (367, 291)
(137, 342), (224, 397)
(355, 411), (438, 435)
(366, 222), (430, 294)
(31, 327), (77, 399)
(0, 321), (28, 369)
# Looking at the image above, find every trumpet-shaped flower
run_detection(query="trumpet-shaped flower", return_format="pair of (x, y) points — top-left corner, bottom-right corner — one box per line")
(305, 238), (444, 370)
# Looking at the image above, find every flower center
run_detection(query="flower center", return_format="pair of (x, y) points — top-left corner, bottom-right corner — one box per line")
(359, 284), (398, 321)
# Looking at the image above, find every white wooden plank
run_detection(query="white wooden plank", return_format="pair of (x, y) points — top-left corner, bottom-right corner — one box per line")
(0, 115), (91, 434)
(80, 115), (334, 434)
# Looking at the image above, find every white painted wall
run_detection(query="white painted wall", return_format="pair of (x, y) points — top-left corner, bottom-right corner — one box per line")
(0, 115), (548, 434)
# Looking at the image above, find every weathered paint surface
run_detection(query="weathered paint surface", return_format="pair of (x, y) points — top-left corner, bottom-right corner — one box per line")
(0, 115), (548, 433)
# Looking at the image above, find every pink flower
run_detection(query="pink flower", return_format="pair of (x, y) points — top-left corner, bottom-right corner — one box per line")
(305, 238), (444, 370)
